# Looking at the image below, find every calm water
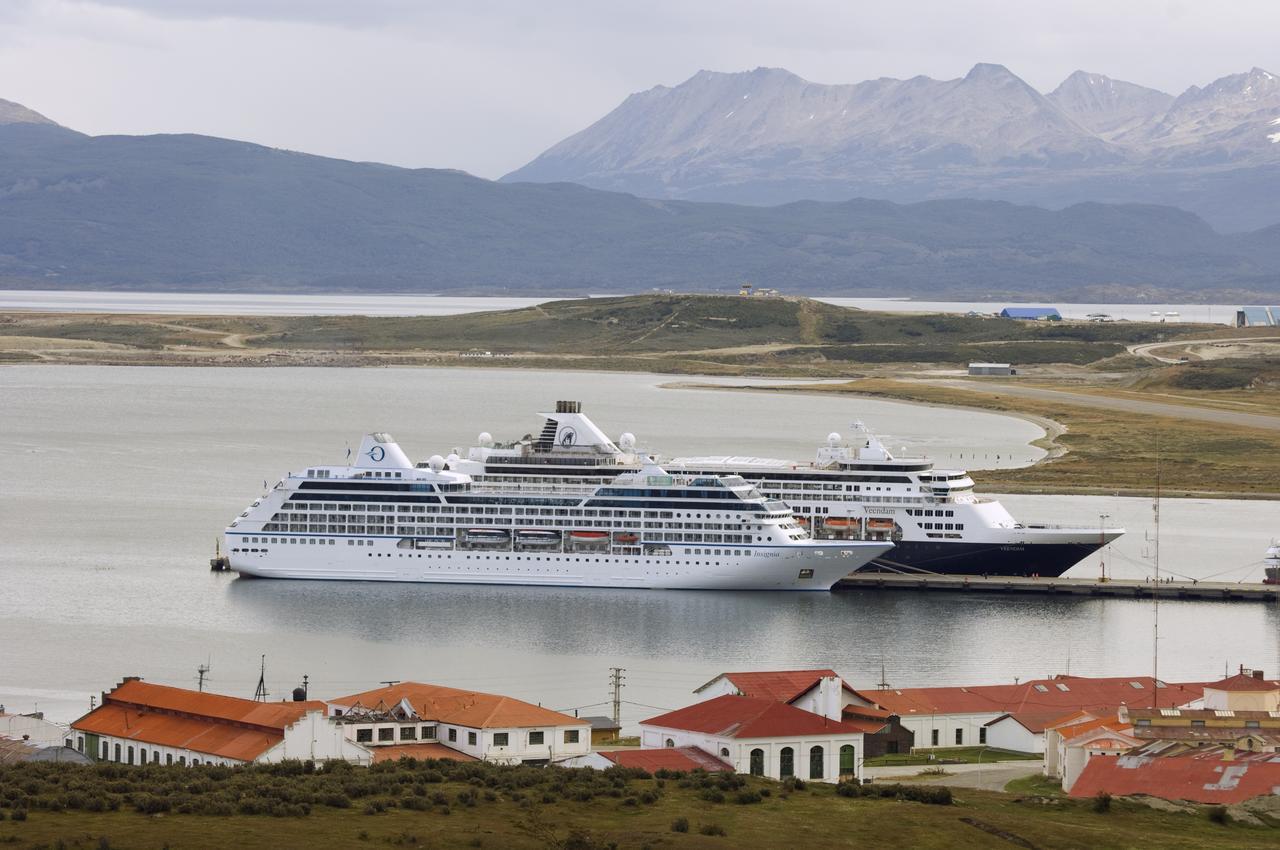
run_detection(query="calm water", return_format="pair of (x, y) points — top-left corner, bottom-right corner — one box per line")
(1, 366), (1276, 727)
(0, 289), (1242, 324)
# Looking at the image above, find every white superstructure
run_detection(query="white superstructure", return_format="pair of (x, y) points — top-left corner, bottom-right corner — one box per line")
(224, 425), (892, 590)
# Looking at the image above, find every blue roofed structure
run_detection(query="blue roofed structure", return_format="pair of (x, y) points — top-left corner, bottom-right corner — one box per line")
(1235, 307), (1278, 327)
(1000, 307), (1062, 320)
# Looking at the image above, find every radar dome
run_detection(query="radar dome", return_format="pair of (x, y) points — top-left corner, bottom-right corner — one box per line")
(478, 431), (493, 448)
(446, 452), (460, 465)
(827, 432), (841, 446)
(427, 454), (446, 472)
(619, 432), (636, 450)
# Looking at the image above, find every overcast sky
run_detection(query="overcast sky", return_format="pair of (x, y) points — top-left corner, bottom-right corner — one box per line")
(2, 0), (1277, 178)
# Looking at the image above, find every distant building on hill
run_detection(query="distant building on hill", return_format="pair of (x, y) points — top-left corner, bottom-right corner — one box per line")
(1, 709), (67, 747)
(968, 363), (1015, 376)
(1000, 307), (1061, 320)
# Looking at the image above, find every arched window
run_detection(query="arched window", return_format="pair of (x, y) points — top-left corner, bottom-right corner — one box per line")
(839, 744), (856, 776)
(809, 745), (824, 779)
(749, 748), (764, 776)
(664, 738), (675, 748)
(114, 743), (121, 762)
(779, 746), (794, 778)
(127, 746), (134, 765)
(720, 747), (730, 758)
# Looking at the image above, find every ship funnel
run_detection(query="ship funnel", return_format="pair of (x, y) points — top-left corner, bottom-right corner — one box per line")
(556, 400), (582, 413)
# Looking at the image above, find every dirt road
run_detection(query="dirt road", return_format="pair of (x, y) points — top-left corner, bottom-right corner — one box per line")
(921, 379), (1280, 431)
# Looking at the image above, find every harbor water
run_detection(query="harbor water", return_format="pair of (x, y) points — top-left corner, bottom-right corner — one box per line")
(1, 366), (1276, 726)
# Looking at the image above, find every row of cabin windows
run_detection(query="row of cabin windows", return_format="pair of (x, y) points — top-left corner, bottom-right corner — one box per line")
(930, 727), (987, 746)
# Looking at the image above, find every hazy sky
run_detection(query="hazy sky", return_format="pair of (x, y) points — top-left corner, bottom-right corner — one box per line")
(3, 0), (1277, 178)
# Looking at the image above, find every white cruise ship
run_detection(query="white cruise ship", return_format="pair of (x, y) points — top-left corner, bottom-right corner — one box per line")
(223, 428), (892, 590)
(451, 402), (1123, 578)
(669, 426), (1124, 577)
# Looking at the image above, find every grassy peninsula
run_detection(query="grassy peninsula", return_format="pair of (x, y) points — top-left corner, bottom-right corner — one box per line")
(3, 293), (1279, 496)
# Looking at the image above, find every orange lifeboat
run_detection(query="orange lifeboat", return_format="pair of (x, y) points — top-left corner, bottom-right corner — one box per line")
(824, 518), (854, 529)
(614, 532), (640, 545)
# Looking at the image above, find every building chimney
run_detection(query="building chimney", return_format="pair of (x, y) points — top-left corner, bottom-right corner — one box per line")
(818, 676), (843, 721)
(1252, 669), (1265, 680)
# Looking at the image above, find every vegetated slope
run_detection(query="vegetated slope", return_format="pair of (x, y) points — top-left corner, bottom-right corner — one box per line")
(1, 120), (1279, 298)
(223, 294), (1215, 355)
(504, 65), (1280, 231)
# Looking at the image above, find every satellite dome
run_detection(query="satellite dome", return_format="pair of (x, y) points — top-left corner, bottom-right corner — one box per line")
(427, 454), (446, 472)
(619, 432), (636, 450)
(478, 431), (493, 448)
(446, 452), (460, 464)
(827, 432), (841, 446)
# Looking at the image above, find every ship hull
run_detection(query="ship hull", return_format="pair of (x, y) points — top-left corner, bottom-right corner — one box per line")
(867, 539), (1106, 578)
(227, 533), (893, 591)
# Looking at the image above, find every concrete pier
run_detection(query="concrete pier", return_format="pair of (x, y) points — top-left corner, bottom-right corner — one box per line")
(836, 572), (1279, 602)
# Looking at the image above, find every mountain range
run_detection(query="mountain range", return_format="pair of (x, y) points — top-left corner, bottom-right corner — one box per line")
(1, 95), (1278, 299)
(504, 64), (1280, 233)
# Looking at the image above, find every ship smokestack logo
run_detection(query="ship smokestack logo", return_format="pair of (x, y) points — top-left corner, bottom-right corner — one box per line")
(558, 427), (577, 448)
(366, 445), (386, 463)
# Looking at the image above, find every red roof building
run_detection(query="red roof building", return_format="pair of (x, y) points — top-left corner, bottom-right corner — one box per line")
(70, 678), (370, 767)
(1070, 754), (1280, 804)
(640, 695), (874, 783)
(694, 670), (846, 703)
(857, 676), (1205, 754)
(325, 682), (590, 766)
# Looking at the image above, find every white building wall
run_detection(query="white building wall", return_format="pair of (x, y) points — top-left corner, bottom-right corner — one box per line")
(984, 719), (1044, 754)
(896, 712), (1003, 750)
(342, 720), (590, 764)
(260, 712), (372, 765)
(641, 724), (865, 783)
(78, 732), (245, 768)
(1, 714), (68, 747)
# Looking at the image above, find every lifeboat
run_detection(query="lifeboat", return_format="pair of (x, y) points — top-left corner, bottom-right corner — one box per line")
(866, 518), (895, 530)
(516, 530), (561, 546)
(570, 530), (610, 541)
(464, 529), (509, 545)
(824, 518), (854, 529)
(614, 532), (640, 545)
(795, 516), (810, 525)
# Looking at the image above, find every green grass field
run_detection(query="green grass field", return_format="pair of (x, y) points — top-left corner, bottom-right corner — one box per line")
(0, 759), (1274, 850)
(864, 747), (1040, 767)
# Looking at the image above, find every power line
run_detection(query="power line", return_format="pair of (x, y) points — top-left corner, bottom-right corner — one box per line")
(609, 667), (626, 728)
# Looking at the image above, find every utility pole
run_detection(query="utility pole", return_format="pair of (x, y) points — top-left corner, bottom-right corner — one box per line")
(1152, 436), (1161, 705)
(876, 663), (890, 691)
(609, 668), (626, 728)
(1098, 514), (1110, 582)
(197, 663), (210, 693)
(253, 655), (268, 702)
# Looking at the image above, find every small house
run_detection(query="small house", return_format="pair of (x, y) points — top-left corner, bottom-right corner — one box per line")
(1000, 307), (1061, 321)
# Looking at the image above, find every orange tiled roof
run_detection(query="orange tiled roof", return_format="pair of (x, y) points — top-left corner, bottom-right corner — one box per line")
(600, 746), (734, 773)
(1070, 755), (1280, 804)
(328, 683), (582, 730)
(69, 678), (325, 763)
(98, 679), (325, 731)
(643, 695), (874, 739)
(698, 670), (843, 703)
(1202, 673), (1279, 692)
(74, 704), (284, 762)
(370, 743), (477, 764)
(861, 676), (1205, 719)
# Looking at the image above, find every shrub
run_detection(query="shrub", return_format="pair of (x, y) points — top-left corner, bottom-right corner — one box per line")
(670, 817), (689, 833)
(10, 809), (27, 822)
(734, 790), (762, 805)
(698, 823), (727, 837)
(698, 788), (725, 803)
(1206, 805), (1229, 824)
(1092, 791), (1112, 814)
(835, 783), (859, 798)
